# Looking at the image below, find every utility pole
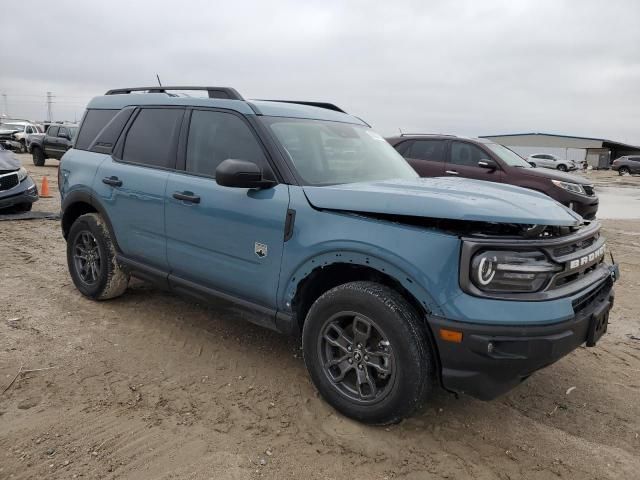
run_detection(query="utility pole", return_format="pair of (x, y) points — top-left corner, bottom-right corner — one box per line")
(1, 93), (7, 118)
(46, 91), (53, 122)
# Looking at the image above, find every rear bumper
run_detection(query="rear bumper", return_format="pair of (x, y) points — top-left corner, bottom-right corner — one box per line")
(431, 276), (615, 400)
(0, 177), (39, 209)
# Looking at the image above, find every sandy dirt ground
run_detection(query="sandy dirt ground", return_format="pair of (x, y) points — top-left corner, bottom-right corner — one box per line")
(1, 156), (639, 479)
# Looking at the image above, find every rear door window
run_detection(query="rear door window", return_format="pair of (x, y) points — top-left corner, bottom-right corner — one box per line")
(407, 140), (446, 163)
(185, 110), (267, 177)
(122, 108), (183, 169)
(47, 126), (59, 137)
(75, 109), (119, 150)
(450, 142), (489, 167)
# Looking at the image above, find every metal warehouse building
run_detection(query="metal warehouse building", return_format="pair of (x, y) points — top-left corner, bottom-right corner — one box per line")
(480, 133), (640, 169)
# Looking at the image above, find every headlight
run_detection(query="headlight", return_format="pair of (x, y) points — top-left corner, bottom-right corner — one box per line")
(470, 250), (561, 293)
(17, 167), (28, 182)
(551, 179), (585, 195)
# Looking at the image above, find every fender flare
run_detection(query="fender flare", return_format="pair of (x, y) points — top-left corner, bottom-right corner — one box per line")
(280, 250), (445, 317)
(61, 190), (121, 252)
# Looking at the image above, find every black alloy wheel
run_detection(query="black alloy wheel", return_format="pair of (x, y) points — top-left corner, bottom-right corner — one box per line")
(73, 231), (102, 285)
(319, 311), (395, 404)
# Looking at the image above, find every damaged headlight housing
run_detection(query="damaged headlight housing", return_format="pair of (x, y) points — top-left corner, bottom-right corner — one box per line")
(551, 179), (585, 195)
(470, 250), (561, 293)
(17, 167), (28, 182)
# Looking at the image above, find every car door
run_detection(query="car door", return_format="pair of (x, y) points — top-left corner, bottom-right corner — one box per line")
(445, 141), (503, 183)
(57, 127), (72, 158)
(399, 139), (446, 176)
(165, 108), (290, 310)
(632, 157), (640, 174)
(93, 107), (185, 270)
(44, 125), (59, 158)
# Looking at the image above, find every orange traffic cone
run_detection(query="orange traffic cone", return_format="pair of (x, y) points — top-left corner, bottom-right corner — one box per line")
(40, 176), (52, 198)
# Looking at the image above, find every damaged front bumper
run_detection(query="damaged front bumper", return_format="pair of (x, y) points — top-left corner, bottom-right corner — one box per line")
(0, 176), (39, 210)
(430, 266), (617, 400)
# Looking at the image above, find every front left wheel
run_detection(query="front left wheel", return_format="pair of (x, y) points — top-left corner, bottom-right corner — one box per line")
(557, 164), (568, 172)
(302, 281), (436, 425)
(67, 213), (129, 300)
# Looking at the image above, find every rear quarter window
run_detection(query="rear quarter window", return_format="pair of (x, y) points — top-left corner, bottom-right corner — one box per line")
(75, 109), (119, 150)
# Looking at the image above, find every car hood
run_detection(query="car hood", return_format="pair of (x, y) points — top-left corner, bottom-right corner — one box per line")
(302, 177), (583, 226)
(518, 166), (591, 184)
(0, 147), (20, 170)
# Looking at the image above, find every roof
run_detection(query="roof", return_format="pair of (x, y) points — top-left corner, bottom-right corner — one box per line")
(87, 92), (366, 126)
(480, 132), (640, 150)
(385, 134), (493, 144)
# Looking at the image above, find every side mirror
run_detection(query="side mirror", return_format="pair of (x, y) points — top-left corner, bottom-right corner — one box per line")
(215, 159), (275, 189)
(528, 161), (537, 167)
(478, 159), (498, 171)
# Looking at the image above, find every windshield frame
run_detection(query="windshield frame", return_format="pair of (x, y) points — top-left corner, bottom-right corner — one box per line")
(260, 116), (418, 187)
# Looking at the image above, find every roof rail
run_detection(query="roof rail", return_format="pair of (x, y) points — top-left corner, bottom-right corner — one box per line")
(105, 86), (244, 100)
(400, 133), (458, 137)
(256, 100), (346, 113)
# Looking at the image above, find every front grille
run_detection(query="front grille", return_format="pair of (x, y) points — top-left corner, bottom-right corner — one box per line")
(0, 173), (19, 191)
(548, 227), (605, 290)
(583, 185), (595, 196)
(572, 277), (612, 314)
(552, 231), (599, 257)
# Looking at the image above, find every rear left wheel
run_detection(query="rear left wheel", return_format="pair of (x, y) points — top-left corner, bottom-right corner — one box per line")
(67, 213), (129, 300)
(619, 167), (630, 176)
(302, 281), (435, 425)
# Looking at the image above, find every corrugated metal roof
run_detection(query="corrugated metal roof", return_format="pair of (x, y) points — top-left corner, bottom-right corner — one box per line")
(480, 132), (640, 150)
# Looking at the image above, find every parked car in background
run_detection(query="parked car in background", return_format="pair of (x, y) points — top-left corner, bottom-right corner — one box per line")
(611, 156), (640, 175)
(59, 86), (617, 424)
(0, 144), (39, 212)
(388, 134), (599, 219)
(29, 123), (78, 166)
(0, 120), (43, 153)
(527, 153), (577, 171)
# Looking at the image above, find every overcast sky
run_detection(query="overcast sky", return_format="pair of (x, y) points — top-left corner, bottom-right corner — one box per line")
(1, 0), (639, 144)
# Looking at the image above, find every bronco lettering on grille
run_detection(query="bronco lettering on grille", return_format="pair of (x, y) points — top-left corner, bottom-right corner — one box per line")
(568, 244), (605, 270)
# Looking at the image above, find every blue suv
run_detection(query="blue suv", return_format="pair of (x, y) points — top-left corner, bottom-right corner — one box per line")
(59, 86), (618, 424)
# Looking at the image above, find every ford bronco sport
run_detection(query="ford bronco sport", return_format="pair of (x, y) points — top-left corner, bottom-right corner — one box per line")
(59, 86), (618, 425)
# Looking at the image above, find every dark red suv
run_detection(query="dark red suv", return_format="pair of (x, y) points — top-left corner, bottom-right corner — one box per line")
(387, 135), (599, 220)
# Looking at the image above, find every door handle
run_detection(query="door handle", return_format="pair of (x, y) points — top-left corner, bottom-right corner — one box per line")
(173, 191), (201, 204)
(445, 170), (459, 175)
(102, 176), (123, 187)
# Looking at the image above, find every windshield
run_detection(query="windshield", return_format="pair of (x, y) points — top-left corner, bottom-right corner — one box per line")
(262, 117), (418, 185)
(1, 123), (23, 131)
(485, 143), (532, 168)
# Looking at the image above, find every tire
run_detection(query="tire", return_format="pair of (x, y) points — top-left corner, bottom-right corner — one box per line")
(557, 164), (568, 172)
(19, 140), (27, 153)
(32, 147), (45, 166)
(67, 213), (129, 300)
(619, 167), (630, 176)
(16, 203), (32, 212)
(302, 281), (435, 425)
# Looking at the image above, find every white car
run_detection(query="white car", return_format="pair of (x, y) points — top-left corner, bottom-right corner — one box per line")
(0, 121), (43, 153)
(527, 153), (577, 172)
